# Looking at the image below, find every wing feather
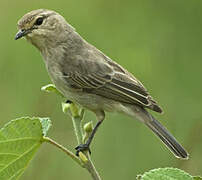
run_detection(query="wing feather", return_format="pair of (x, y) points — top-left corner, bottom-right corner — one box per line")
(61, 55), (162, 113)
(64, 71), (152, 107)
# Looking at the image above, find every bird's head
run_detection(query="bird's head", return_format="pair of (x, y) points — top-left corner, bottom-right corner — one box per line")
(15, 9), (74, 50)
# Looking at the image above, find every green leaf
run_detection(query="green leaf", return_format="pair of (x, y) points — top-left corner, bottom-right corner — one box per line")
(0, 117), (51, 180)
(41, 84), (64, 97)
(193, 177), (202, 180)
(39, 117), (51, 136)
(138, 168), (193, 180)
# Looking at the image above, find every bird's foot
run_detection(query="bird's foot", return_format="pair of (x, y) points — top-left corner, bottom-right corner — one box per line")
(75, 143), (91, 156)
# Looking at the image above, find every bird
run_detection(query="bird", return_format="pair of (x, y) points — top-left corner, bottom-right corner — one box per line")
(15, 9), (188, 159)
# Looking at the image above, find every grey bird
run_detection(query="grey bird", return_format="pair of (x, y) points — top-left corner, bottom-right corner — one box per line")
(15, 9), (188, 159)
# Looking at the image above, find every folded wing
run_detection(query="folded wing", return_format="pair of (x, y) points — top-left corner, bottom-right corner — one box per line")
(62, 60), (162, 113)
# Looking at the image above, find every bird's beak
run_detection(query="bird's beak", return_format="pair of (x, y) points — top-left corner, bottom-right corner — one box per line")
(15, 29), (30, 40)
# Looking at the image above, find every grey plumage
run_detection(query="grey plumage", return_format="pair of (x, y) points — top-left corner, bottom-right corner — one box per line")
(15, 9), (188, 159)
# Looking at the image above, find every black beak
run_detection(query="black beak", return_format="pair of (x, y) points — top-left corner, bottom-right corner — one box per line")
(15, 29), (27, 40)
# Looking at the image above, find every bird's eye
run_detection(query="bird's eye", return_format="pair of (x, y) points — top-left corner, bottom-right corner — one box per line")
(35, 17), (44, 26)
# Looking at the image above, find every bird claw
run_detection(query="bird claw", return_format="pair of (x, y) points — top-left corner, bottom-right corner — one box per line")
(75, 143), (91, 156)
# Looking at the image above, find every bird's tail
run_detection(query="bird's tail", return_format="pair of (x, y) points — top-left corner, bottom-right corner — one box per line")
(131, 106), (189, 159)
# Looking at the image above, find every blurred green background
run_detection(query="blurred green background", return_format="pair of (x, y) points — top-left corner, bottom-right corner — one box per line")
(1, 0), (202, 179)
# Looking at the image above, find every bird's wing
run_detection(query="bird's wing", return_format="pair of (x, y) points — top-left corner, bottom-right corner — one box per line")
(61, 55), (162, 113)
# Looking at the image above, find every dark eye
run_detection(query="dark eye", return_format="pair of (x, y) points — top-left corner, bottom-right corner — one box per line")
(35, 17), (44, 26)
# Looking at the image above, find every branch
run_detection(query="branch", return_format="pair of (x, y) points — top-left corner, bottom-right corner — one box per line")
(69, 103), (102, 180)
(41, 84), (102, 180)
(70, 104), (83, 144)
(43, 137), (83, 166)
(84, 155), (102, 180)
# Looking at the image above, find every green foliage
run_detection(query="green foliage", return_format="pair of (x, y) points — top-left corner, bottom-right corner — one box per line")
(61, 102), (71, 114)
(0, 117), (51, 180)
(137, 168), (202, 180)
(41, 84), (64, 97)
(193, 177), (202, 180)
(39, 117), (52, 136)
(83, 121), (93, 143)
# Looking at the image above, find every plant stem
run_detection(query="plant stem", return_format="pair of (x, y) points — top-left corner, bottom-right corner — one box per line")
(84, 155), (102, 180)
(72, 116), (83, 144)
(42, 85), (101, 179)
(70, 104), (102, 180)
(43, 137), (83, 167)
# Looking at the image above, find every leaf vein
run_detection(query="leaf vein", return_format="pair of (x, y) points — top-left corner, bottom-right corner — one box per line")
(0, 143), (40, 176)
(0, 137), (40, 144)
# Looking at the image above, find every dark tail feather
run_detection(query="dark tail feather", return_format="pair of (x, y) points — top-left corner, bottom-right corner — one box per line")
(144, 112), (188, 159)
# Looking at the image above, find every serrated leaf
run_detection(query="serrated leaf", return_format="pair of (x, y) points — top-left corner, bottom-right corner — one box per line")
(139, 168), (193, 180)
(193, 177), (202, 180)
(0, 117), (51, 180)
(41, 84), (64, 97)
(39, 117), (51, 136)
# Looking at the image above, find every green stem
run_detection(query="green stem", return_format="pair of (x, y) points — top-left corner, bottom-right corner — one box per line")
(72, 116), (83, 144)
(70, 104), (83, 144)
(42, 85), (101, 179)
(84, 155), (102, 180)
(43, 137), (83, 167)
(69, 104), (101, 180)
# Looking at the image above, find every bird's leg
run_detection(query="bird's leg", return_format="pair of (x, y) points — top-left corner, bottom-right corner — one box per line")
(75, 111), (105, 156)
(75, 121), (103, 155)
